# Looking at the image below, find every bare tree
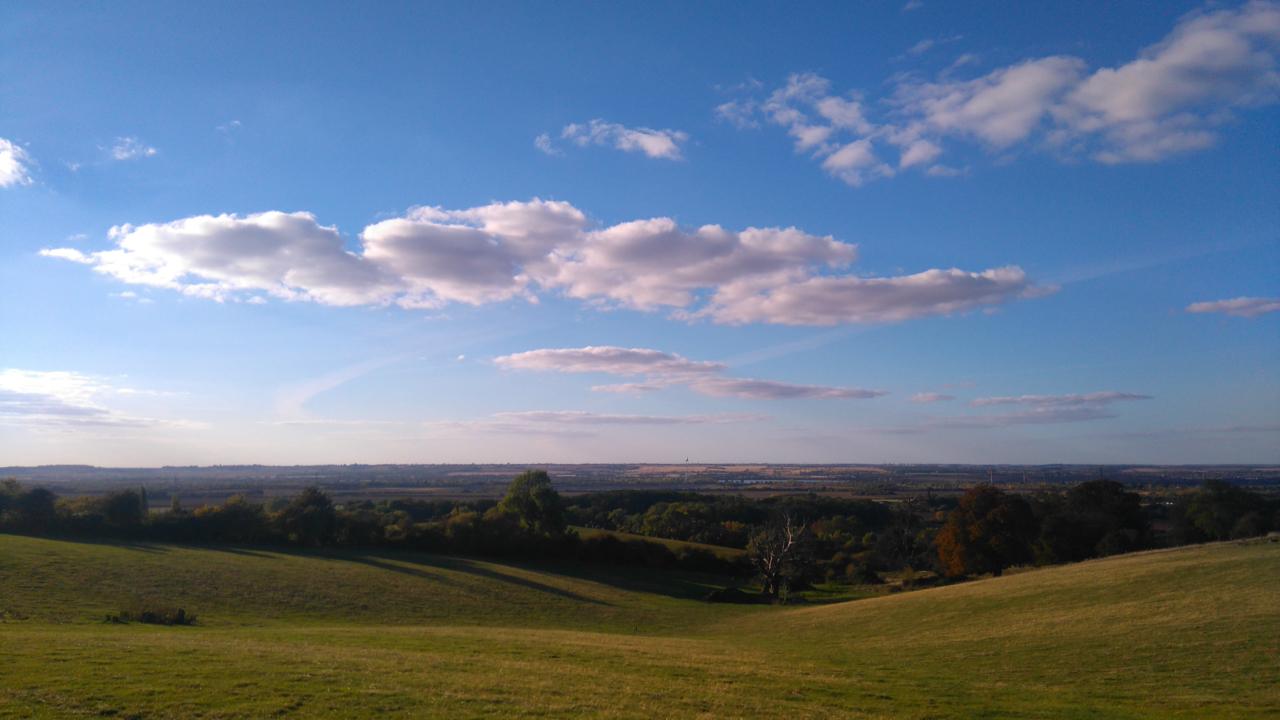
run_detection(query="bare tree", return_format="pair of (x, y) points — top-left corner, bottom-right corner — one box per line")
(748, 513), (814, 600)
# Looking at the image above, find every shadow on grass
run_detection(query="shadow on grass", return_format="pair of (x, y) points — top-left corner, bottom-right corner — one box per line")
(200, 546), (278, 559)
(339, 554), (460, 586)
(16, 533), (175, 554)
(357, 552), (611, 606)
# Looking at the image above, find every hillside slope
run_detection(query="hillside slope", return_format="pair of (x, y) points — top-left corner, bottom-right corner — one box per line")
(1, 534), (1276, 718)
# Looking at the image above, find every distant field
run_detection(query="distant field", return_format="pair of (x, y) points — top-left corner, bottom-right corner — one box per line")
(1, 534), (1276, 718)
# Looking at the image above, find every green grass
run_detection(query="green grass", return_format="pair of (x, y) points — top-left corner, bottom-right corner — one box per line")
(1, 534), (1276, 718)
(570, 525), (748, 559)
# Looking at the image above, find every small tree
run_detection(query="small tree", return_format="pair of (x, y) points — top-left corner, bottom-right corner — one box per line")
(496, 470), (567, 537)
(748, 513), (814, 600)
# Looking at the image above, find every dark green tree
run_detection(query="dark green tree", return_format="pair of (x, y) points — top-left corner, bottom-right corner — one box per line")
(101, 489), (146, 528)
(496, 470), (567, 537)
(1173, 481), (1267, 542)
(9, 486), (57, 533)
(276, 487), (336, 546)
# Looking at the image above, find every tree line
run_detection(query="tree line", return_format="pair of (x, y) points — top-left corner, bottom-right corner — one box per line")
(1, 473), (1274, 601)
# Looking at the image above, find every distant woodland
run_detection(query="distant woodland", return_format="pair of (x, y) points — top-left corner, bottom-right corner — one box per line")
(1, 472), (1275, 599)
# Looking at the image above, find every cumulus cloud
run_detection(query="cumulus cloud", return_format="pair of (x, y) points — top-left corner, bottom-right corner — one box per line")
(551, 119), (689, 160)
(894, 56), (1087, 147)
(1057, 1), (1280, 162)
(546, 219), (858, 310)
(722, 2), (1280, 183)
(108, 136), (158, 161)
(494, 345), (885, 400)
(45, 211), (397, 306)
(0, 369), (168, 428)
(43, 199), (1045, 325)
(0, 138), (33, 187)
(1186, 296), (1280, 317)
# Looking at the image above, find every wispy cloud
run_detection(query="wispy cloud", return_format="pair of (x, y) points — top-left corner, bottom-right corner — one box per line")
(547, 119), (690, 160)
(0, 369), (178, 429)
(107, 136), (158, 161)
(425, 410), (765, 437)
(1186, 296), (1280, 318)
(911, 392), (955, 403)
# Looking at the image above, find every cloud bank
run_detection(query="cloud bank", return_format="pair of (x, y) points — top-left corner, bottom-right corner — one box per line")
(42, 199), (1045, 325)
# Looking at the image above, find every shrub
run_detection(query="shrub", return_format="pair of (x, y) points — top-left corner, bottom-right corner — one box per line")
(106, 606), (197, 626)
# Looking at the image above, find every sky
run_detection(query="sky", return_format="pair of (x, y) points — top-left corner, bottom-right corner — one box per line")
(1, 0), (1277, 466)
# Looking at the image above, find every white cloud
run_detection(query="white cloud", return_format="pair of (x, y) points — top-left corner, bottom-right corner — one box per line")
(1186, 296), (1280, 317)
(0, 138), (33, 187)
(108, 136), (158, 160)
(546, 219), (858, 311)
(43, 199), (1046, 325)
(533, 133), (560, 156)
(494, 345), (885, 400)
(715, 99), (759, 128)
(895, 56), (1087, 147)
(0, 369), (169, 428)
(557, 119), (689, 160)
(50, 211), (397, 306)
(38, 247), (93, 264)
(1057, 1), (1280, 162)
(911, 392), (955, 403)
(898, 139), (942, 168)
(722, 2), (1280, 183)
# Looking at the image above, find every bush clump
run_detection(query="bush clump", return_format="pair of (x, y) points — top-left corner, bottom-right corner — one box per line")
(105, 606), (196, 626)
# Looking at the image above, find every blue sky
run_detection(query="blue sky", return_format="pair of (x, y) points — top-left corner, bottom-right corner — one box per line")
(1, 0), (1277, 465)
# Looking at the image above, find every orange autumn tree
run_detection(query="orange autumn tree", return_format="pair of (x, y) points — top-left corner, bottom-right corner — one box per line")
(936, 485), (1038, 578)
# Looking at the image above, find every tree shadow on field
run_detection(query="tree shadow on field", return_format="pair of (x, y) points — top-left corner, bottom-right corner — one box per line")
(33, 534), (173, 554)
(538, 562), (735, 602)
(362, 551), (609, 606)
(341, 554), (460, 587)
(201, 546), (278, 559)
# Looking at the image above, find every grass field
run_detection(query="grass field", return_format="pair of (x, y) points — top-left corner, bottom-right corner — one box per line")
(1, 534), (1277, 718)
(570, 525), (748, 559)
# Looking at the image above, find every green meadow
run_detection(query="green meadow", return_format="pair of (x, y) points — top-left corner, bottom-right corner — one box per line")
(1, 534), (1276, 718)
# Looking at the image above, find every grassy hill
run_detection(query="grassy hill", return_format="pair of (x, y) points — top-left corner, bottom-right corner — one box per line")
(570, 525), (748, 560)
(1, 534), (1276, 718)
